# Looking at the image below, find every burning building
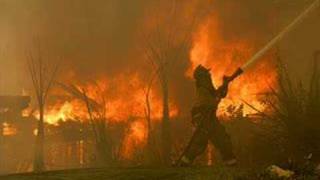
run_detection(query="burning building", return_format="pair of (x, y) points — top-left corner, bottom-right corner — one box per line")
(0, 95), (31, 136)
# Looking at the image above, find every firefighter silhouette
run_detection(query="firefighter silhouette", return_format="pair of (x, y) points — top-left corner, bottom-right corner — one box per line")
(178, 65), (237, 166)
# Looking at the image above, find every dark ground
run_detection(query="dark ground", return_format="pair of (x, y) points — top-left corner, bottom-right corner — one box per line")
(0, 166), (250, 180)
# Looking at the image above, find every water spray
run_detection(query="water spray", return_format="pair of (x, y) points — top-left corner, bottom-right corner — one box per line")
(227, 0), (320, 82)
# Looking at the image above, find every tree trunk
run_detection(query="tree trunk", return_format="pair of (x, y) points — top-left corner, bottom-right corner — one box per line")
(310, 51), (320, 100)
(0, 123), (3, 172)
(97, 120), (112, 166)
(161, 70), (171, 165)
(34, 104), (45, 172)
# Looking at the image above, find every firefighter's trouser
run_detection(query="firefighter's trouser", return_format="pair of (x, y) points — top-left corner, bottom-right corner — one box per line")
(181, 109), (235, 163)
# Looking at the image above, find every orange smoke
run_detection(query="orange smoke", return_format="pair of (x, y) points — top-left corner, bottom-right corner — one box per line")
(188, 16), (277, 116)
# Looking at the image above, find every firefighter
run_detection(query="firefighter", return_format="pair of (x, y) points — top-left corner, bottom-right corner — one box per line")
(177, 65), (237, 166)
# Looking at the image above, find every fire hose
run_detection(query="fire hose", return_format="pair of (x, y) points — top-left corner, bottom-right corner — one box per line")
(225, 0), (320, 83)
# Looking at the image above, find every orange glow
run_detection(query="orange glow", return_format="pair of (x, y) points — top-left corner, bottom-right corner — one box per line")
(33, 129), (38, 136)
(188, 17), (277, 116)
(40, 101), (75, 125)
(70, 74), (179, 123)
(32, 99), (86, 125)
(120, 120), (147, 159)
(2, 122), (17, 136)
(35, 73), (178, 159)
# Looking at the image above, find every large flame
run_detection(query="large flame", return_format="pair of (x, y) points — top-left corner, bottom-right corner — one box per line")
(38, 101), (77, 125)
(188, 17), (277, 116)
(34, 73), (178, 159)
(120, 120), (147, 160)
(26, 3), (278, 161)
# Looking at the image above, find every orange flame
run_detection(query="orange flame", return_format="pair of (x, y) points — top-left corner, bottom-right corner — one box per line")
(188, 17), (277, 116)
(2, 122), (17, 136)
(36, 73), (178, 159)
(42, 101), (74, 125)
(120, 120), (147, 159)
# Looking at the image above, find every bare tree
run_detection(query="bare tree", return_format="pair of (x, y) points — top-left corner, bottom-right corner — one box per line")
(143, 70), (160, 164)
(57, 82), (113, 166)
(27, 45), (59, 172)
(143, 1), (198, 164)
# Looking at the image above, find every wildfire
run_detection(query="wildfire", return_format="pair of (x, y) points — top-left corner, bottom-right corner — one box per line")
(188, 17), (277, 116)
(121, 120), (147, 159)
(33, 73), (178, 159)
(25, 4), (278, 161)
(40, 101), (76, 125)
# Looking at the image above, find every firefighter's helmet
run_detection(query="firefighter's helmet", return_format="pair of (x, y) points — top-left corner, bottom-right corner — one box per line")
(193, 65), (210, 80)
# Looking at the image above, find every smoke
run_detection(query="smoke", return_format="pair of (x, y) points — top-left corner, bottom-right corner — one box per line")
(0, 0), (319, 109)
